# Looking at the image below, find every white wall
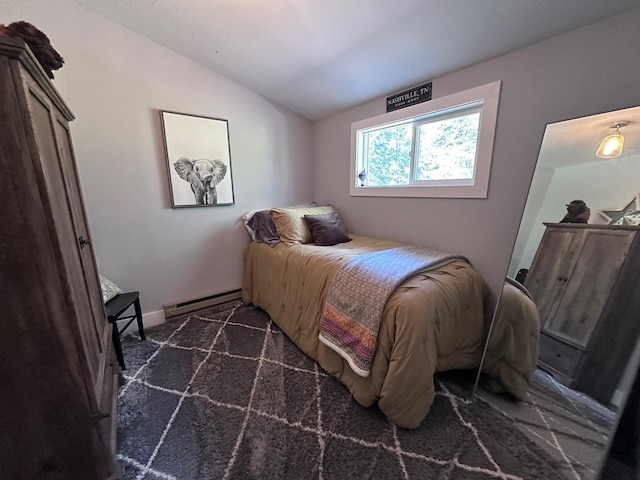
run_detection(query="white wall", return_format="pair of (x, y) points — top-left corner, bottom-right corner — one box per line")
(511, 152), (640, 277)
(506, 166), (555, 278)
(313, 9), (640, 299)
(5, 2), (640, 314)
(4, 0), (314, 318)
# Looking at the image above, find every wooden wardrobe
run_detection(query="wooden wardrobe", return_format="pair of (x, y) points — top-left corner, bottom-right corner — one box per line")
(0, 37), (121, 478)
(526, 222), (640, 406)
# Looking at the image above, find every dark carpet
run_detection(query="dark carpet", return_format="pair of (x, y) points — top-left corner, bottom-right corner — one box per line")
(478, 367), (616, 479)
(117, 301), (565, 480)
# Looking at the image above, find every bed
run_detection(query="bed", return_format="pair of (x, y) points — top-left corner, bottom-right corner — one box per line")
(478, 277), (540, 400)
(241, 230), (491, 428)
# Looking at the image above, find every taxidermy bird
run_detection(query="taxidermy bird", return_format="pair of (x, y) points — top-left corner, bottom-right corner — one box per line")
(0, 21), (64, 79)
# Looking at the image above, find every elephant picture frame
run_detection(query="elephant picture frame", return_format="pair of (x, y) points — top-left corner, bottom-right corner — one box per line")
(160, 110), (235, 208)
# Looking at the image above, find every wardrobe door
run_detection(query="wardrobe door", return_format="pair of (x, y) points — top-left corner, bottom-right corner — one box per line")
(576, 233), (640, 404)
(52, 107), (110, 358)
(22, 72), (105, 410)
(545, 229), (634, 347)
(525, 228), (582, 326)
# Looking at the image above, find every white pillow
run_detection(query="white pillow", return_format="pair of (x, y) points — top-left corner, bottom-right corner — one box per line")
(241, 209), (261, 240)
(99, 274), (123, 303)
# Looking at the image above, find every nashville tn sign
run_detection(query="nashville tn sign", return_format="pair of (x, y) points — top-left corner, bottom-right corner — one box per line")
(386, 82), (432, 113)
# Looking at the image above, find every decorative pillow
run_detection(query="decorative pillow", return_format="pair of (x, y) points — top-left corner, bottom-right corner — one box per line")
(271, 205), (337, 245)
(241, 201), (317, 242)
(99, 274), (123, 303)
(304, 212), (351, 246)
(247, 210), (280, 246)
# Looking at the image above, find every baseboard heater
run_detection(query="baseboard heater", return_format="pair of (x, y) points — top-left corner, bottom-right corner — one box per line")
(163, 288), (242, 318)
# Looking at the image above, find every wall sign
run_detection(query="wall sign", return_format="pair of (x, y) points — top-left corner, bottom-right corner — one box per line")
(386, 82), (432, 113)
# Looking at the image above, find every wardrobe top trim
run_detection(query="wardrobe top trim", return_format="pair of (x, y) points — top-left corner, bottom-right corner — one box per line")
(0, 36), (74, 121)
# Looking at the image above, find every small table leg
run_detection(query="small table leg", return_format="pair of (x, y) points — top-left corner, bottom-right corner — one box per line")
(110, 319), (126, 369)
(134, 297), (145, 340)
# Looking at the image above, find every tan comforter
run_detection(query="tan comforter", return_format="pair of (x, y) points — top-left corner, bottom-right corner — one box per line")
(242, 234), (489, 428)
(480, 279), (540, 400)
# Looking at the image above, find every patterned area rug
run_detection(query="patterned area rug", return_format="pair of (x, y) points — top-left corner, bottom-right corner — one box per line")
(477, 369), (615, 479)
(117, 301), (565, 480)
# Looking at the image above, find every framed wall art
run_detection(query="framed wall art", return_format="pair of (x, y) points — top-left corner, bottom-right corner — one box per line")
(160, 110), (235, 207)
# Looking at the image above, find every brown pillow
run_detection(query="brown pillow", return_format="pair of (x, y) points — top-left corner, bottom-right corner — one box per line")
(271, 205), (336, 245)
(303, 212), (351, 246)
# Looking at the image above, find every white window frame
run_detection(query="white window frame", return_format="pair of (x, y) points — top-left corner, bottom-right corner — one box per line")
(350, 80), (501, 198)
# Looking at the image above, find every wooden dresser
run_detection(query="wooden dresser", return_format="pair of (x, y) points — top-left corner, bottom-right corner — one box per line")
(525, 222), (640, 406)
(0, 38), (121, 478)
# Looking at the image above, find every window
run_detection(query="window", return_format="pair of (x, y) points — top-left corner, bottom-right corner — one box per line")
(351, 81), (501, 198)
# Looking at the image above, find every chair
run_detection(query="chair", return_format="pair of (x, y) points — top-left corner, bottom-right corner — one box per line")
(105, 291), (145, 369)
(515, 268), (529, 285)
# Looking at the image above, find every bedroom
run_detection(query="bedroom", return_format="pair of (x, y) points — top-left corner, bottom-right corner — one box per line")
(2, 0), (640, 478)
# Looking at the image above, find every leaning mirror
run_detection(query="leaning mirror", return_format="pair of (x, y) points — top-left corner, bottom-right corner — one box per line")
(474, 104), (640, 479)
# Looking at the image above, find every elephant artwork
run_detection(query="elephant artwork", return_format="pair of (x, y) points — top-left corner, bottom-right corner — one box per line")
(173, 157), (228, 205)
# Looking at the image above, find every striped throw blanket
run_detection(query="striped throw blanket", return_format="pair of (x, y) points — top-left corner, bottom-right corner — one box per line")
(318, 246), (468, 377)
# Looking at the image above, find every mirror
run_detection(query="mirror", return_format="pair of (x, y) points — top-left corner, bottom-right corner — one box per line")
(474, 104), (640, 479)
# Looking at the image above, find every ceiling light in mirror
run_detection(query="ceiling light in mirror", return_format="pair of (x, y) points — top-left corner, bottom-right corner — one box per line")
(596, 120), (629, 158)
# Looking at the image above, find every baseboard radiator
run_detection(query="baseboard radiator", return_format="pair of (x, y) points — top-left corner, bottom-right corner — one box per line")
(163, 288), (242, 318)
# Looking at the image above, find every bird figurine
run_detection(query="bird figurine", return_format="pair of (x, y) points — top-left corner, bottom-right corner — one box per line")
(358, 170), (367, 187)
(0, 21), (64, 79)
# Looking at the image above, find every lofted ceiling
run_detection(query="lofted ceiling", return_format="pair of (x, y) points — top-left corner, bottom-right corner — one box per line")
(70, 0), (640, 121)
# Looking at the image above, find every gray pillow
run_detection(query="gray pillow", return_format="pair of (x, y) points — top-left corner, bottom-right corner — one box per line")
(303, 212), (351, 246)
(247, 210), (280, 246)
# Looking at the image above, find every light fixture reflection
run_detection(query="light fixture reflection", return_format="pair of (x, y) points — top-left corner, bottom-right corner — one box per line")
(596, 121), (629, 159)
